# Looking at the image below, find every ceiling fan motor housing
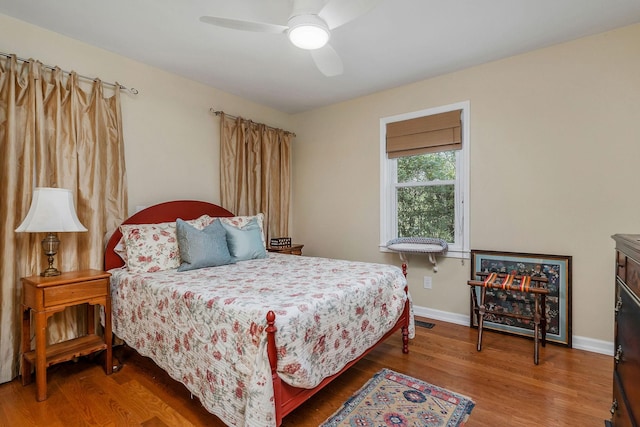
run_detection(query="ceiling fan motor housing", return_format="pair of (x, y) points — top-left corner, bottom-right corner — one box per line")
(287, 14), (330, 49)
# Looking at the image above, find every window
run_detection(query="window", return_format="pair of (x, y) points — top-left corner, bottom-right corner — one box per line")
(380, 102), (469, 257)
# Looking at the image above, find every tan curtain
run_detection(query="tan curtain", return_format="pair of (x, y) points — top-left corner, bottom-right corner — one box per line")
(220, 113), (292, 241)
(386, 109), (462, 158)
(0, 55), (127, 383)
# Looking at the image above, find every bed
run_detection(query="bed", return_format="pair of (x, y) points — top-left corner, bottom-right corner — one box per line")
(104, 200), (412, 426)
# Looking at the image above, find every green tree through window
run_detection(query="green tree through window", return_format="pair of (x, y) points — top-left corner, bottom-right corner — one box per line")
(396, 151), (456, 241)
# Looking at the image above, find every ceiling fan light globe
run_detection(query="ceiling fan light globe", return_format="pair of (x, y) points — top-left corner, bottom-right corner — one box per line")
(287, 15), (330, 50)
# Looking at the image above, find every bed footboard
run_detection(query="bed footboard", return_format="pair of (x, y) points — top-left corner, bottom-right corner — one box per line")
(267, 290), (411, 426)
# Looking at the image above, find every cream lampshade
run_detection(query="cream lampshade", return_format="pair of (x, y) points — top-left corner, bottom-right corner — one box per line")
(15, 187), (87, 277)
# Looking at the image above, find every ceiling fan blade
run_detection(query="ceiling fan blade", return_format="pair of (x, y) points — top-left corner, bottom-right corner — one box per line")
(310, 44), (344, 77)
(199, 16), (288, 34)
(318, 0), (382, 29)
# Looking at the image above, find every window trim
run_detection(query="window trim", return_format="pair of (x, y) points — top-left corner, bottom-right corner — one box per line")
(379, 101), (470, 259)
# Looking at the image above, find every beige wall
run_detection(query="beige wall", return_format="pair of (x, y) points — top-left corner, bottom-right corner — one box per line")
(3, 11), (638, 345)
(291, 23), (640, 345)
(0, 13), (293, 216)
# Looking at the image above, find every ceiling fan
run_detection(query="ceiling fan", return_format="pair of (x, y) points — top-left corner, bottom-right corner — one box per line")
(200, 0), (382, 77)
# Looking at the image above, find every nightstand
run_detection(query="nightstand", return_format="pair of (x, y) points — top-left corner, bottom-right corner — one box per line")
(267, 244), (304, 255)
(21, 269), (112, 401)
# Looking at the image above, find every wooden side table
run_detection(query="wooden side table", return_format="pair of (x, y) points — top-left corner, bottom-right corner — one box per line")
(267, 244), (304, 255)
(21, 269), (112, 401)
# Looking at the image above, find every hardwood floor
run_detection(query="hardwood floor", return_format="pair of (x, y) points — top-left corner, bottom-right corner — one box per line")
(0, 318), (612, 426)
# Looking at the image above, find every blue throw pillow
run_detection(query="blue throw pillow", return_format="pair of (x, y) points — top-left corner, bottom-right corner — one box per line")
(222, 217), (267, 262)
(176, 218), (233, 271)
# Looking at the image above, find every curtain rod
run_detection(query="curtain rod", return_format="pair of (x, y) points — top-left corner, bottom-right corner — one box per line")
(0, 51), (139, 95)
(210, 108), (296, 137)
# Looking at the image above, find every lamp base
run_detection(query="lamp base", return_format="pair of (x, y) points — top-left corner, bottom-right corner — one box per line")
(40, 232), (61, 277)
(40, 266), (61, 277)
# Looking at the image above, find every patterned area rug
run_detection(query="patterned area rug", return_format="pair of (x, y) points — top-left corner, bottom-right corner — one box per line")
(321, 369), (475, 427)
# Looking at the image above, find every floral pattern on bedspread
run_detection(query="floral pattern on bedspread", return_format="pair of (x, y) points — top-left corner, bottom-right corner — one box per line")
(110, 254), (411, 427)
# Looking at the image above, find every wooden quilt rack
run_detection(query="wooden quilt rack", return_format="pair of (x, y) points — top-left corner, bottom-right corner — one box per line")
(468, 272), (549, 364)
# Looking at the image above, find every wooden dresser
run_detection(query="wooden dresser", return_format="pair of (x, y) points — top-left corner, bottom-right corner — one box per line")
(610, 234), (640, 426)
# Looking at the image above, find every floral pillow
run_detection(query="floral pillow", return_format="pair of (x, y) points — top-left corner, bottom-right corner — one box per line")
(189, 214), (219, 230)
(120, 222), (180, 273)
(118, 214), (214, 273)
(113, 237), (128, 264)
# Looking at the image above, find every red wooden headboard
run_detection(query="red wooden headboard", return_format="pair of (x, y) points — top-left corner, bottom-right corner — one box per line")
(104, 200), (234, 270)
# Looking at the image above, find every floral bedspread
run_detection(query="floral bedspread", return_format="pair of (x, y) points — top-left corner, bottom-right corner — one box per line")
(109, 254), (411, 427)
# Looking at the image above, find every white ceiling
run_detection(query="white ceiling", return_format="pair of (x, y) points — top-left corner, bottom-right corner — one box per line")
(1, 0), (639, 114)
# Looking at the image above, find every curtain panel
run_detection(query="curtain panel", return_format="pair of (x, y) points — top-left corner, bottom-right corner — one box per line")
(0, 55), (127, 383)
(219, 113), (292, 241)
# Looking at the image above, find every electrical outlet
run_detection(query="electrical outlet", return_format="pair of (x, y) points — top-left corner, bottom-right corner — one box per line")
(423, 276), (432, 289)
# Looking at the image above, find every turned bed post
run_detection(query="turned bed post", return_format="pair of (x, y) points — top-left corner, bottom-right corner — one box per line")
(400, 265), (409, 354)
(266, 310), (283, 426)
(402, 284), (410, 354)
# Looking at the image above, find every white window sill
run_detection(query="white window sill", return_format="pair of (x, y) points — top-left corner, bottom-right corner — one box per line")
(379, 245), (470, 260)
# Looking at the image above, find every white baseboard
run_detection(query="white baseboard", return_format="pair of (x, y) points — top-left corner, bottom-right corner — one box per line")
(413, 304), (614, 356)
(570, 336), (614, 356)
(413, 305), (469, 326)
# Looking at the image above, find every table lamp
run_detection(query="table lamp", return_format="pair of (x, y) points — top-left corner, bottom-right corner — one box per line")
(15, 187), (87, 277)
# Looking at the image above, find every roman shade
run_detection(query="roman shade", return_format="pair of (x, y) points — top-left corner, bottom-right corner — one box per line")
(386, 109), (462, 158)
